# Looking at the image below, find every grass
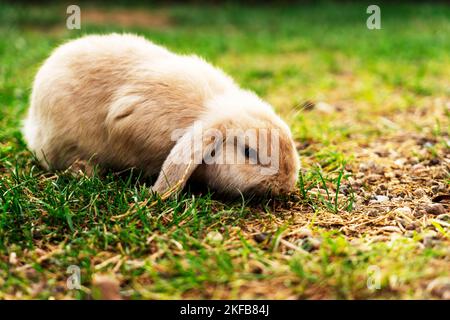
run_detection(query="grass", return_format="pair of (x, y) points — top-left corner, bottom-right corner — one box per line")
(0, 1), (449, 299)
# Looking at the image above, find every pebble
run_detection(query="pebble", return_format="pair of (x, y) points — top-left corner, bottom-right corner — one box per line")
(379, 226), (402, 233)
(413, 209), (426, 218)
(367, 209), (381, 217)
(405, 222), (418, 231)
(428, 158), (440, 166)
(315, 101), (335, 114)
(431, 183), (446, 193)
(432, 194), (450, 202)
(412, 164), (425, 171)
(375, 195), (389, 203)
(9, 252), (17, 265)
(253, 232), (270, 243)
(206, 231), (223, 244)
(393, 207), (412, 216)
(436, 214), (450, 222)
(424, 204), (446, 216)
(426, 278), (450, 299)
(394, 158), (406, 167)
(413, 188), (426, 198)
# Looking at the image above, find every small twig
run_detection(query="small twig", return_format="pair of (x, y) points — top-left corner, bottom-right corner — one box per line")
(279, 239), (310, 255)
(94, 255), (122, 271)
(15, 243), (65, 272)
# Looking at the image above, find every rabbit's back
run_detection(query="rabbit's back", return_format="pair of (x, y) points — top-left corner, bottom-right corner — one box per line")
(24, 34), (235, 173)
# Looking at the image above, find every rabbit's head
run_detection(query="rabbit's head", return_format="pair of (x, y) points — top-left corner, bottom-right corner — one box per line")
(152, 90), (300, 197)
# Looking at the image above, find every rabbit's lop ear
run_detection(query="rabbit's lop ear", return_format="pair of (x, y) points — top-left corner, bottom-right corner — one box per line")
(151, 121), (223, 195)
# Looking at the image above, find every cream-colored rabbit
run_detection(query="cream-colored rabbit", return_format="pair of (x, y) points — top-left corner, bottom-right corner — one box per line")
(23, 33), (300, 196)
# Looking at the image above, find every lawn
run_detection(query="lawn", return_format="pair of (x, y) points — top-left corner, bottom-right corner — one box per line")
(0, 1), (449, 299)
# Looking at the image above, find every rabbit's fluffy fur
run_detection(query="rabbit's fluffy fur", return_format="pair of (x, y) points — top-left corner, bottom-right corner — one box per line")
(23, 34), (300, 196)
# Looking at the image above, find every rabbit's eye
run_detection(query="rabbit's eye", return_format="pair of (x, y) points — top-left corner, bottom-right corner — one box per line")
(244, 146), (258, 163)
(244, 146), (250, 158)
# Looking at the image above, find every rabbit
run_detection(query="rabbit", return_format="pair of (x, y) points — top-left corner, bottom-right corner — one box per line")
(23, 33), (300, 197)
